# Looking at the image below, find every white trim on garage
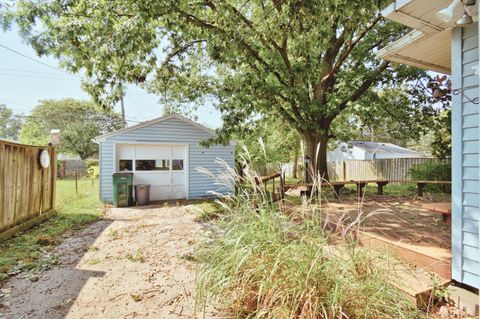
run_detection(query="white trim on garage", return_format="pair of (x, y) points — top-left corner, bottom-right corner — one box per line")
(113, 141), (190, 200)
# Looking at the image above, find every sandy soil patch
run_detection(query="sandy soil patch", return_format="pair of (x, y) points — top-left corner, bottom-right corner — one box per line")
(0, 204), (220, 319)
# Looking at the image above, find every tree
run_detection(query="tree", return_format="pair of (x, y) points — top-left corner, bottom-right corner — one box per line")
(0, 104), (22, 141)
(236, 117), (301, 175)
(335, 87), (440, 146)
(20, 99), (123, 159)
(7, 1), (431, 179)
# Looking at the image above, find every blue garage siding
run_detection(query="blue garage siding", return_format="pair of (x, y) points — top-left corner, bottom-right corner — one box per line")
(452, 23), (480, 289)
(98, 116), (235, 202)
(99, 142), (115, 202)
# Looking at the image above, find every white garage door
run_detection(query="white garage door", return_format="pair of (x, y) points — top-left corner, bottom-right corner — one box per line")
(116, 144), (187, 201)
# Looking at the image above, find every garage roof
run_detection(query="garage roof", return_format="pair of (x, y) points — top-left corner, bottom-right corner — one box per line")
(94, 113), (215, 143)
(378, 0), (477, 74)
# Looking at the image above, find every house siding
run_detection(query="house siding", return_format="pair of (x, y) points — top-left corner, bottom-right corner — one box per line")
(98, 117), (235, 202)
(452, 23), (480, 289)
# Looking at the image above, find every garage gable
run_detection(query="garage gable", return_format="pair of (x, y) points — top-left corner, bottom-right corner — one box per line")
(95, 114), (216, 143)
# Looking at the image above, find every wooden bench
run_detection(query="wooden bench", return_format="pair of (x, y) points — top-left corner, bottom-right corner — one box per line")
(285, 180), (368, 201)
(284, 179), (451, 200)
(422, 203), (452, 223)
(364, 180), (451, 197)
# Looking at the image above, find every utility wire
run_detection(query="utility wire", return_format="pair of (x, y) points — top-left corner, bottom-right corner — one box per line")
(0, 98), (32, 109)
(0, 72), (79, 81)
(0, 42), (80, 78)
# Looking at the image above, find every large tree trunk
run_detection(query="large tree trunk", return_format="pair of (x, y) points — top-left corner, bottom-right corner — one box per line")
(304, 131), (329, 182)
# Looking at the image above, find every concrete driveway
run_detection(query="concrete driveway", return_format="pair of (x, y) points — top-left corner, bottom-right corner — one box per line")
(1, 203), (219, 319)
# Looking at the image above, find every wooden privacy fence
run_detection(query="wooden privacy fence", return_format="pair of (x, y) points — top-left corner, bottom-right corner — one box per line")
(0, 140), (56, 233)
(328, 158), (442, 182)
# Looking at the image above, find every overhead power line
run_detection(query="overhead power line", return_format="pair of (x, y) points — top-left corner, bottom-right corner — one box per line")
(0, 42), (80, 78)
(0, 72), (79, 81)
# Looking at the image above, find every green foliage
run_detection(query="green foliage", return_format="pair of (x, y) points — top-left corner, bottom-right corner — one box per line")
(409, 161), (451, 193)
(431, 110), (451, 160)
(338, 88), (440, 146)
(87, 166), (99, 180)
(0, 104), (22, 141)
(7, 1), (434, 178)
(0, 178), (103, 282)
(193, 200), (227, 222)
(85, 159), (99, 179)
(196, 179), (423, 318)
(19, 99), (123, 159)
(236, 118), (301, 167)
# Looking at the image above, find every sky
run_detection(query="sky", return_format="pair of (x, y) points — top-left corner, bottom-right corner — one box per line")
(0, 27), (223, 129)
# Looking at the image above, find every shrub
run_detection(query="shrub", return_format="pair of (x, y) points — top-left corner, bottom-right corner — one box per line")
(195, 164), (424, 319)
(86, 158), (99, 179)
(409, 161), (451, 193)
(85, 158), (99, 169)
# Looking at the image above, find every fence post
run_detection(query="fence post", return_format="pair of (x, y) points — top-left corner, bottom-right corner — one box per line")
(51, 147), (57, 211)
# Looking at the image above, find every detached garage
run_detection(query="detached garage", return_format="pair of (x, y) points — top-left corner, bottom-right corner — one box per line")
(94, 114), (235, 202)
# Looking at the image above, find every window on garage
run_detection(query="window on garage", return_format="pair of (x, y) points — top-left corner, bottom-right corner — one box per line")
(135, 159), (170, 171)
(119, 160), (133, 171)
(172, 159), (184, 170)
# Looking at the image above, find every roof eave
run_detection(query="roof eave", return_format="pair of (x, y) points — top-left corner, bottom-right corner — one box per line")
(93, 113), (217, 143)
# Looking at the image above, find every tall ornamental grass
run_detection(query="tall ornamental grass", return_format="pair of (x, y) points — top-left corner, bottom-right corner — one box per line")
(195, 155), (424, 319)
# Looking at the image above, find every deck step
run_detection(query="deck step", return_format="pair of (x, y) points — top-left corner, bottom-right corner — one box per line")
(358, 231), (451, 280)
(324, 244), (449, 309)
(386, 261), (449, 308)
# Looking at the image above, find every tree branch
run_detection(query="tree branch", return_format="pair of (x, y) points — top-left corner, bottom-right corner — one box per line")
(322, 15), (382, 83)
(160, 40), (206, 69)
(175, 8), (289, 87)
(334, 60), (390, 117)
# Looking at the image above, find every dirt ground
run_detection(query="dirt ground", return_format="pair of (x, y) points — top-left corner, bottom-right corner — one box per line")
(0, 204), (220, 319)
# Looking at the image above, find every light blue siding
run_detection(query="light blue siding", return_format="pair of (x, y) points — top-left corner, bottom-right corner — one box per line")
(98, 116), (235, 202)
(452, 23), (480, 289)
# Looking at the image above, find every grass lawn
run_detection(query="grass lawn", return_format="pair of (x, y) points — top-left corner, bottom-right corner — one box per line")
(0, 178), (103, 282)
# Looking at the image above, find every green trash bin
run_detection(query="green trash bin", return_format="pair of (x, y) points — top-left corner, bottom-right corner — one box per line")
(112, 172), (134, 207)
